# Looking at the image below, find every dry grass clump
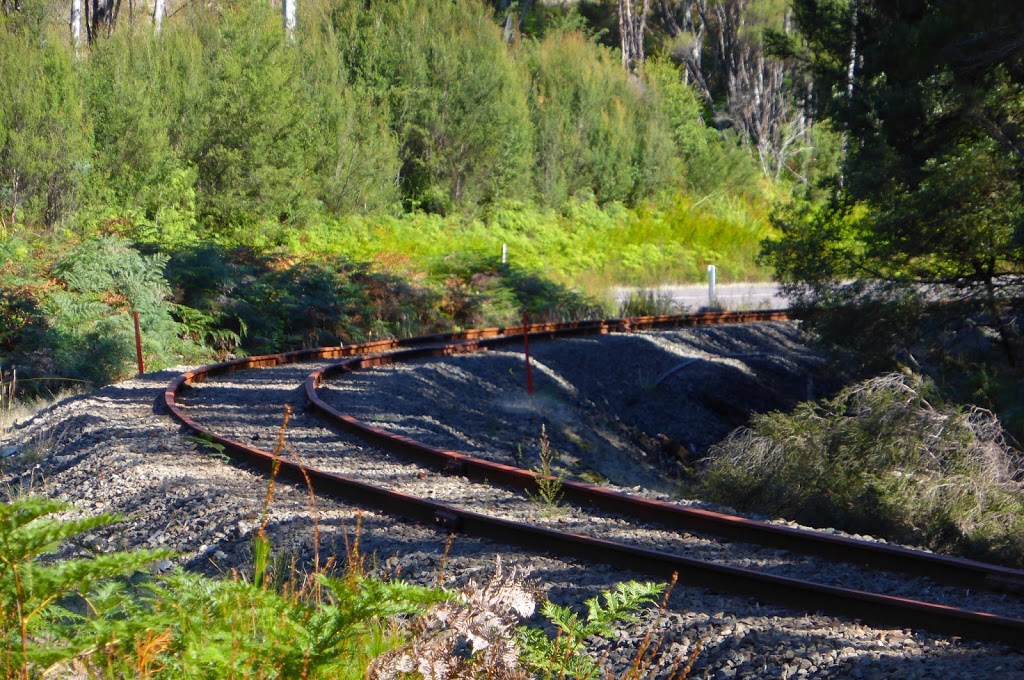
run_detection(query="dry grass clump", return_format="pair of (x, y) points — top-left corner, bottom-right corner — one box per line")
(703, 373), (1024, 565)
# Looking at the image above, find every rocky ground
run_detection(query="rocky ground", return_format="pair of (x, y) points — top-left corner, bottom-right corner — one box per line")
(2, 321), (1022, 678)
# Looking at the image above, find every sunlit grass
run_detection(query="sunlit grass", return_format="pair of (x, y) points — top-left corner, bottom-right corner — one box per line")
(285, 193), (777, 292)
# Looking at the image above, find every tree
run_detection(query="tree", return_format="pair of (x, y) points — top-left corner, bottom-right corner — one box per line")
(618, 0), (650, 72)
(85, 0), (120, 42)
(652, 0), (816, 179)
(763, 0), (1024, 364)
(282, 0), (296, 40)
(70, 0), (81, 48)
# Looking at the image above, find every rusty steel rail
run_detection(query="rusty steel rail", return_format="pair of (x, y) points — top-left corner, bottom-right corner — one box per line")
(306, 345), (1024, 597)
(165, 310), (1024, 648)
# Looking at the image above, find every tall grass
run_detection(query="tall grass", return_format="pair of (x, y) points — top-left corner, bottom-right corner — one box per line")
(288, 194), (776, 292)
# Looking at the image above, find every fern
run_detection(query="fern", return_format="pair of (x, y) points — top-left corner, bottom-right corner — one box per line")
(0, 497), (170, 677)
(516, 581), (664, 680)
(40, 236), (217, 384)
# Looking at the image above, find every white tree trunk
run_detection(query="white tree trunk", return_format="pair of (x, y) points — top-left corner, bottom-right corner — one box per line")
(153, 0), (164, 33)
(847, 0), (858, 100)
(618, 0), (651, 72)
(70, 0), (82, 50)
(283, 0), (296, 41)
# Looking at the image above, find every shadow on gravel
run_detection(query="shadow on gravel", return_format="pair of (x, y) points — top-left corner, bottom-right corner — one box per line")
(318, 323), (842, 493)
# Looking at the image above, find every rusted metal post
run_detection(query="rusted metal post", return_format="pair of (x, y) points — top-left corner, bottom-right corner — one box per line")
(133, 311), (145, 375)
(522, 310), (534, 396)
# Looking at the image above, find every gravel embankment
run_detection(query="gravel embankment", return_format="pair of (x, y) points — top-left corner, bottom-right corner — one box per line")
(2, 322), (1022, 678)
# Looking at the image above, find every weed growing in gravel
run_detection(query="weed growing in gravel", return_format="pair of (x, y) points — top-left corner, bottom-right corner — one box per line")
(531, 425), (565, 510)
(188, 434), (229, 463)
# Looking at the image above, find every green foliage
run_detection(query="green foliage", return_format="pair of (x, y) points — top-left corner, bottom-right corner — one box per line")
(769, 0), (1024, 363)
(0, 284), (45, 359)
(0, 236), (219, 389)
(0, 495), (443, 678)
(644, 60), (762, 199)
(173, 1), (316, 239)
(0, 25), (91, 231)
(618, 288), (685, 317)
(356, 0), (534, 212)
(300, 196), (773, 293)
(517, 580), (664, 679)
(527, 31), (674, 206)
(0, 496), (169, 677)
(703, 374), (1024, 566)
(430, 252), (603, 327)
(98, 571), (441, 678)
(0, 0), (798, 392)
(43, 237), (206, 384)
(0, 496), (674, 677)
(163, 246), (449, 352)
(298, 0), (403, 215)
(84, 28), (180, 233)
(531, 425), (565, 508)
(0, 0), (794, 239)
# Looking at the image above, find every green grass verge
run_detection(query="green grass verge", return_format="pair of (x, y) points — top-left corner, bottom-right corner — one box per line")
(284, 195), (775, 291)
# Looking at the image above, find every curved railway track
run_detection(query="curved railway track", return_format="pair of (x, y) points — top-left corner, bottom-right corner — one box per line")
(164, 310), (1024, 651)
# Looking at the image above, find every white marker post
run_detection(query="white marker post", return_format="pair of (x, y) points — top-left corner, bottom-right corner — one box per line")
(708, 264), (717, 308)
(501, 243), (508, 264)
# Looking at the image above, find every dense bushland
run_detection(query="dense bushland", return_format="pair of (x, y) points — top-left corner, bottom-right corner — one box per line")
(0, 0), (774, 236)
(1, 0), (802, 390)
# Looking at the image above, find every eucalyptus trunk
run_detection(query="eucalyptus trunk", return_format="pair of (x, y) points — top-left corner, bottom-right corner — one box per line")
(70, 0), (82, 49)
(618, 0), (651, 73)
(153, 0), (164, 32)
(283, 0), (296, 41)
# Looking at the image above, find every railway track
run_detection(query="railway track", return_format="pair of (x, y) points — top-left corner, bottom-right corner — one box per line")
(164, 310), (1024, 651)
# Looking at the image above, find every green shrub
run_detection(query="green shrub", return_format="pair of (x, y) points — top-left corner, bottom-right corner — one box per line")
(430, 252), (603, 327)
(0, 25), (91, 230)
(299, 0), (403, 215)
(703, 373), (1024, 566)
(0, 494), (676, 678)
(0, 237), (213, 388)
(618, 288), (685, 317)
(354, 0), (534, 212)
(644, 59), (763, 200)
(0, 497), (170, 677)
(0, 496), (443, 679)
(43, 237), (207, 384)
(527, 31), (646, 206)
(166, 1), (317, 239)
(85, 28), (182, 231)
(164, 246), (448, 352)
(517, 580), (664, 680)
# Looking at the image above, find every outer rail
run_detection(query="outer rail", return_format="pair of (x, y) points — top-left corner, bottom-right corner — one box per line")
(305, 345), (1024, 596)
(165, 310), (1024, 648)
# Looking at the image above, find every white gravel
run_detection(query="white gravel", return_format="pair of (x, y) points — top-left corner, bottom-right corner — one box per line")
(3, 322), (1023, 678)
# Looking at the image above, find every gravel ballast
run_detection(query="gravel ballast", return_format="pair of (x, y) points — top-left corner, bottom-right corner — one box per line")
(2, 322), (1022, 678)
